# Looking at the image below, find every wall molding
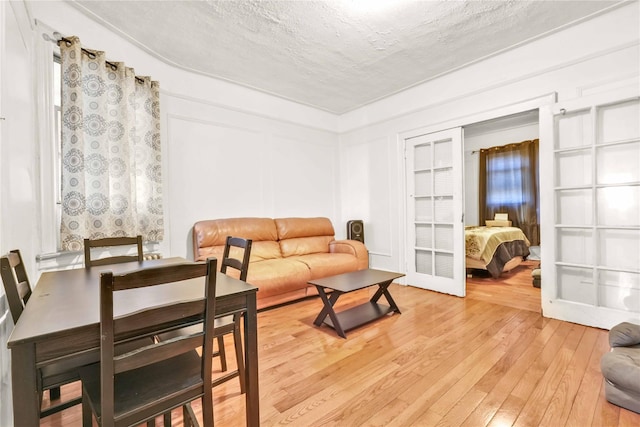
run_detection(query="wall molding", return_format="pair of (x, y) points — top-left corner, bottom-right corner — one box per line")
(166, 112), (263, 136)
(340, 40), (639, 133)
(576, 72), (640, 97)
(163, 90), (338, 134)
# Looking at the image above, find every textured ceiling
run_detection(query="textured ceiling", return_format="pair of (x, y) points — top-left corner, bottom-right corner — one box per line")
(70, 0), (621, 114)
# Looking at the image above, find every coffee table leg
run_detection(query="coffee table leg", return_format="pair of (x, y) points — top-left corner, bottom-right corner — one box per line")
(370, 281), (402, 314)
(313, 286), (347, 338)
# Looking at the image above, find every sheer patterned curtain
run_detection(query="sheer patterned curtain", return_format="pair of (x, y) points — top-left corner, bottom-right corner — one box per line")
(59, 36), (163, 251)
(479, 139), (540, 245)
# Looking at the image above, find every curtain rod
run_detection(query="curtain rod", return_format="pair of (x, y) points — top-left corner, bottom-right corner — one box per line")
(471, 139), (539, 155)
(56, 36), (147, 85)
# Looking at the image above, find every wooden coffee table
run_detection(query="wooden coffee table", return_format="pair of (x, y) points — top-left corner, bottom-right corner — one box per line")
(310, 268), (404, 338)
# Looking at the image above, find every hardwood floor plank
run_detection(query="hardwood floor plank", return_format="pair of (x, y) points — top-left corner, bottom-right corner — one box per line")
(538, 326), (600, 426)
(461, 317), (562, 426)
(434, 388), (488, 427)
(38, 265), (640, 427)
(512, 323), (586, 426)
(472, 311), (546, 394)
(618, 406), (640, 427)
(466, 261), (541, 313)
(509, 320), (574, 401)
(486, 394), (527, 427)
(590, 382), (620, 427)
(459, 312), (547, 427)
(430, 311), (538, 417)
(362, 397), (411, 427)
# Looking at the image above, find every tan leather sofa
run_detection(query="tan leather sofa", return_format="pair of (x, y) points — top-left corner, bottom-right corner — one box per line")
(193, 217), (369, 310)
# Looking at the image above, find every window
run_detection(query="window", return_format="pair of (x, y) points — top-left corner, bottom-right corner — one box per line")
(479, 139), (540, 245)
(53, 54), (62, 250)
(485, 151), (528, 207)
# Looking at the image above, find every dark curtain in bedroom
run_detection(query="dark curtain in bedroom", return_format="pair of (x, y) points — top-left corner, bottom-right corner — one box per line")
(479, 139), (540, 246)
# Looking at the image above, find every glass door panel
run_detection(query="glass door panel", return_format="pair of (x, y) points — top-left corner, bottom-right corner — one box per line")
(556, 150), (592, 187)
(597, 142), (640, 184)
(557, 228), (594, 265)
(555, 189), (593, 225)
(405, 128), (464, 296)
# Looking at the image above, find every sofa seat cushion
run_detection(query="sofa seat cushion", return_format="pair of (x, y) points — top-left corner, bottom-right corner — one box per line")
(246, 259), (311, 299)
(601, 346), (640, 413)
(292, 253), (359, 280)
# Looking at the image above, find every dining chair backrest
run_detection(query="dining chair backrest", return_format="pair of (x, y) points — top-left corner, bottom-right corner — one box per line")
(97, 258), (217, 426)
(1, 249), (32, 324)
(84, 235), (143, 267)
(2, 250), (84, 416)
(221, 236), (252, 281)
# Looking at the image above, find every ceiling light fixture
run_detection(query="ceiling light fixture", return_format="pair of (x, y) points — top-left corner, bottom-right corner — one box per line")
(344, 0), (404, 15)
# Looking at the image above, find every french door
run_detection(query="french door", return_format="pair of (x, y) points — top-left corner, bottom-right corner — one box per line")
(405, 128), (465, 296)
(540, 86), (640, 329)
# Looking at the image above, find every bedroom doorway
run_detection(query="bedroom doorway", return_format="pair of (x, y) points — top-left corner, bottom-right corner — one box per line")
(462, 110), (541, 306)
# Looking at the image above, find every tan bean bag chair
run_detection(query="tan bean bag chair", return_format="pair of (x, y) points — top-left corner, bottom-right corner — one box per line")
(601, 322), (640, 413)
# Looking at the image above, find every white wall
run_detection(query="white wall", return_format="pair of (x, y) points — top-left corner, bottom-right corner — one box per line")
(338, 1), (639, 273)
(26, 1), (342, 261)
(0, 2), (38, 270)
(0, 2), (37, 423)
(164, 96), (340, 258)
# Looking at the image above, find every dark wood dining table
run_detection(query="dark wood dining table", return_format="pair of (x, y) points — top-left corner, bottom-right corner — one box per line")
(7, 257), (260, 426)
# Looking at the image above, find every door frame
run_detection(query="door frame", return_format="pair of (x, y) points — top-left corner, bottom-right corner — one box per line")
(397, 93), (557, 292)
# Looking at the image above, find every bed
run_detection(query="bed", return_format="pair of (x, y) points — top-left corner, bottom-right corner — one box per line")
(465, 226), (530, 278)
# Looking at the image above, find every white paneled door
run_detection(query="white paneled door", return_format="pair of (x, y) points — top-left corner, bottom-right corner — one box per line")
(405, 128), (465, 296)
(540, 87), (640, 329)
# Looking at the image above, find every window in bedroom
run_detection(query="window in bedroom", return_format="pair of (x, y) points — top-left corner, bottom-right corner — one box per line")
(485, 152), (528, 207)
(479, 139), (540, 245)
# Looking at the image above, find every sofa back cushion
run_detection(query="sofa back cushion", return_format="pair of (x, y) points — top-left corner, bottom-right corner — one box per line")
(275, 217), (335, 257)
(193, 218), (281, 262)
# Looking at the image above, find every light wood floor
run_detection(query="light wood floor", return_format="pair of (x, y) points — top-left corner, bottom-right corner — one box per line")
(40, 262), (640, 426)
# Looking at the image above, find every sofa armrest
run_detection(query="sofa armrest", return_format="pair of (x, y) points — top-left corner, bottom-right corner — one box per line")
(329, 240), (369, 270)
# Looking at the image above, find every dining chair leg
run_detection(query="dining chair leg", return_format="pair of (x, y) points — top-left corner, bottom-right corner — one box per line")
(233, 314), (246, 394)
(216, 335), (227, 371)
(49, 386), (61, 400)
(82, 394), (92, 427)
(163, 411), (172, 426)
(183, 404), (198, 427)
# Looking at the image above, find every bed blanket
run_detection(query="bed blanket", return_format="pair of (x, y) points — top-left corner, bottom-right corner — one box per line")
(465, 226), (530, 264)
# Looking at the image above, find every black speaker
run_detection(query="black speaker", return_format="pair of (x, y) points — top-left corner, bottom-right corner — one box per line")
(347, 220), (364, 243)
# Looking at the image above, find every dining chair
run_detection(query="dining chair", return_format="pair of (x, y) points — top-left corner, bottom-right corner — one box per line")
(213, 236), (252, 392)
(84, 235), (143, 267)
(1, 249), (82, 417)
(155, 236), (252, 394)
(79, 258), (217, 427)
